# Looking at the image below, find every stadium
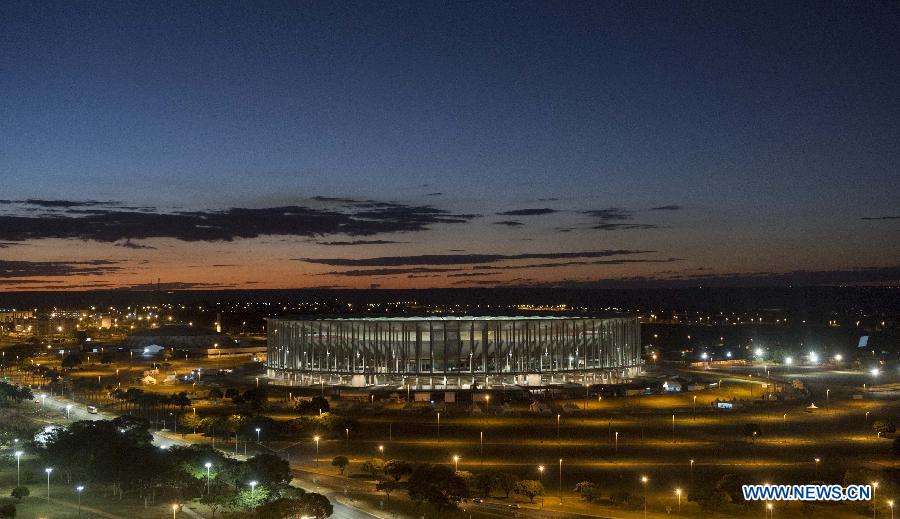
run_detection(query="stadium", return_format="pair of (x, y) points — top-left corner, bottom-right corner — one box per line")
(266, 315), (641, 389)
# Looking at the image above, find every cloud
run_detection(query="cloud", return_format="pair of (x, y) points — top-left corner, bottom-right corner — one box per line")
(508, 265), (900, 288)
(322, 267), (462, 277)
(299, 249), (653, 267)
(447, 272), (495, 278)
(472, 257), (682, 270)
(496, 208), (558, 216)
(861, 215), (900, 220)
(493, 220), (524, 227)
(649, 205), (682, 211)
(0, 198), (477, 243)
(0, 259), (123, 278)
(0, 199), (120, 208)
(315, 240), (405, 246)
(425, 192), (443, 197)
(114, 281), (250, 290)
(115, 240), (157, 250)
(583, 208), (659, 230)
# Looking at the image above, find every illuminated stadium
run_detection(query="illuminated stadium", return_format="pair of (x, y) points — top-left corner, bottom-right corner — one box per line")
(266, 316), (641, 389)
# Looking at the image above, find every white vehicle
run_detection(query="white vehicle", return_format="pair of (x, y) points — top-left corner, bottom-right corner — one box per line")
(86, 406), (98, 414)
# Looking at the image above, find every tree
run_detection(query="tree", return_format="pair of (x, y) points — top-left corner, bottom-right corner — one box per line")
(362, 459), (385, 477)
(181, 413), (203, 435)
(298, 492), (332, 518)
(384, 460), (412, 482)
(689, 487), (729, 512)
(249, 454), (292, 486)
(331, 456), (349, 475)
(9, 487), (28, 501)
(574, 481), (602, 502)
(743, 423), (762, 441)
(296, 396), (330, 415)
(407, 464), (468, 511)
(873, 419), (896, 437)
(0, 502), (14, 518)
(494, 472), (519, 498)
(474, 472), (497, 497)
(376, 480), (402, 501)
(515, 480), (544, 503)
(199, 480), (237, 518)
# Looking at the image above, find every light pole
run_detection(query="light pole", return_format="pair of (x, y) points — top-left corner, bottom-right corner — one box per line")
(379, 444), (384, 459)
(204, 462), (212, 494)
(345, 428), (350, 445)
(538, 465), (545, 508)
(558, 459), (563, 504)
(480, 431), (484, 464)
(641, 476), (648, 519)
(453, 455), (459, 472)
(172, 503), (178, 519)
(692, 395), (697, 418)
(45, 467), (53, 501)
(255, 427), (261, 443)
(313, 436), (320, 466)
(814, 458), (820, 479)
(873, 481), (879, 519)
(766, 502), (773, 518)
(690, 459), (695, 483)
(76, 485), (84, 516)
(66, 404), (72, 421)
(15, 451), (22, 486)
(672, 413), (676, 443)
(437, 412), (440, 438)
(615, 431), (619, 453)
(557, 414), (561, 439)
(888, 499), (894, 519)
(826, 388), (830, 402)
(675, 488), (682, 513)
(249, 481), (257, 497)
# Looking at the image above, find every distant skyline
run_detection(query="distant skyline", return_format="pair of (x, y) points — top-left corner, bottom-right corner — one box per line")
(1, 1), (898, 290)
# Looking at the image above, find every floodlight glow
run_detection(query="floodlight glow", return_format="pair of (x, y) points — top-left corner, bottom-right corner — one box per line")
(808, 352), (819, 363)
(784, 357), (793, 365)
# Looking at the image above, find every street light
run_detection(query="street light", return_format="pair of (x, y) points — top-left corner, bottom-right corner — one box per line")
(255, 427), (261, 443)
(558, 459), (563, 504)
(66, 404), (72, 420)
(675, 488), (682, 513)
(640, 476), (648, 519)
(690, 459), (695, 482)
(615, 431), (619, 454)
(76, 485), (84, 516)
(872, 481), (879, 519)
(437, 412), (441, 438)
(453, 455), (459, 472)
(538, 465), (545, 508)
(172, 504), (178, 519)
(204, 462), (212, 494)
(766, 502), (774, 518)
(313, 436), (320, 466)
(557, 414), (561, 439)
(15, 451), (22, 487)
(249, 481), (257, 497)
(814, 458), (820, 479)
(888, 499), (894, 519)
(45, 467), (53, 501)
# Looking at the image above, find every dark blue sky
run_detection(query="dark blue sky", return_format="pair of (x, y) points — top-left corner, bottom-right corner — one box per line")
(1, 1), (898, 290)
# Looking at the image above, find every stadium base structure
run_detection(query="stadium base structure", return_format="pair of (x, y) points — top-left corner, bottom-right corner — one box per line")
(267, 315), (641, 389)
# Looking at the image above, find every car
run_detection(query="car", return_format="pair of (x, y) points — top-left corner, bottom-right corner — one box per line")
(507, 504), (520, 509)
(86, 406), (98, 414)
(472, 498), (483, 503)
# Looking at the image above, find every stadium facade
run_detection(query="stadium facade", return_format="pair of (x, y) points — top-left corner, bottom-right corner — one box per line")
(266, 315), (641, 389)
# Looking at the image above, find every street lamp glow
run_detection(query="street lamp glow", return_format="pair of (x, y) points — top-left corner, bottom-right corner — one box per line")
(784, 356), (793, 365)
(871, 368), (881, 376)
(808, 351), (819, 364)
(249, 481), (258, 496)
(754, 348), (763, 357)
(834, 354), (843, 362)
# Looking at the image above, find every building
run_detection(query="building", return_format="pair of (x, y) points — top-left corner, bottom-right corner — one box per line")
(123, 324), (232, 351)
(266, 315), (641, 389)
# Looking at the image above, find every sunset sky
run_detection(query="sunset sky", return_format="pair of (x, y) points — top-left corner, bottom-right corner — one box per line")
(1, 2), (898, 290)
